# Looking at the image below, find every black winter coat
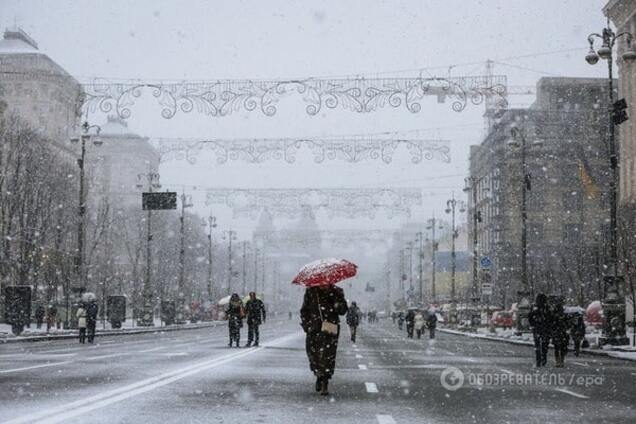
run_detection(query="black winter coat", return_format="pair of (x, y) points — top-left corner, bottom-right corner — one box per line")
(528, 306), (550, 336)
(300, 286), (348, 333)
(86, 303), (99, 323)
(245, 298), (266, 324)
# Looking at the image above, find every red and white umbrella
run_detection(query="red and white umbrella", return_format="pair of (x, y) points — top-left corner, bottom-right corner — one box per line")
(292, 258), (358, 287)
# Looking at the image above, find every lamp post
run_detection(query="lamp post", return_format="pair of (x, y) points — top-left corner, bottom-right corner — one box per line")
(464, 176), (489, 326)
(176, 192), (193, 324)
(415, 231), (424, 305)
(586, 20), (636, 345)
(508, 124), (543, 334)
(136, 172), (161, 326)
(68, 121), (101, 329)
(223, 230), (237, 295)
(446, 195), (466, 325)
(205, 215), (217, 302)
(426, 216), (442, 304)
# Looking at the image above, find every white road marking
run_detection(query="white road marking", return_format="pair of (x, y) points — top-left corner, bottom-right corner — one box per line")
(555, 388), (589, 399)
(355, 354), (363, 359)
(137, 346), (167, 353)
(571, 361), (590, 367)
(0, 361), (73, 374)
(82, 353), (131, 361)
(377, 415), (397, 424)
(2, 333), (298, 424)
(365, 382), (379, 393)
(358, 364), (368, 370)
(499, 368), (514, 374)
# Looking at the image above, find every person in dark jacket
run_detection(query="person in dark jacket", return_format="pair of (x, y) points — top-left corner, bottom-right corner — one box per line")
(570, 313), (586, 357)
(397, 311), (405, 330)
(46, 304), (57, 332)
(244, 292), (266, 347)
(427, 311), (438, 339)
(86, 300), (98, 344)
(346, 301), (361, 343)
(528, 293), (550, 367)
(405, 309), (416, 338)
(549, 297), (569, 367)
(35, 304), (45, 329)
(226, 293), (244, 347)
(300, 285), (348, 396)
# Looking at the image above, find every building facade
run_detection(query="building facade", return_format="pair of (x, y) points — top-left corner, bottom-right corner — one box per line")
(0, 28), (82, 144)
(468, 77), (611, 308)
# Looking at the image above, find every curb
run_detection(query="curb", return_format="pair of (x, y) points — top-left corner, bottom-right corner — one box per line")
(0, 321), (221, 344)
(438, 328), (636, 362)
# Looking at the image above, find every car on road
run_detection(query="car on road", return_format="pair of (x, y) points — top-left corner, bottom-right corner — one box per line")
(490, 311), (514, 330)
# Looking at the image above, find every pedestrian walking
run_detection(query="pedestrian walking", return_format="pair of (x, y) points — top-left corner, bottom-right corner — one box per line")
(226, 293), (244, 347)
(397, 311), (405, 330)
(427, 310), (437, 339)
(244, 292), (266, 347)
(414, 310), (426, 339)
(77, 303), (87, 344)
(529, 293), (550, 367)
(570, 313), (586, 357)
(405, 308), (416, 338)
(46, 304), (57, 332)
(35, 304), (45, 329)
(549, 297), (569, 367)
(86, 299), (98, 344)
(300, 284), (348, 396)
(346, 301), (361, 343)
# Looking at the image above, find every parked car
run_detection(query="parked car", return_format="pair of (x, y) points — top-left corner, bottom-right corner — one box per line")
(490, 311), (514, 330)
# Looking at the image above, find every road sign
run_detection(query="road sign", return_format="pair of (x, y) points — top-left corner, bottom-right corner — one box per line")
(481, 283), (493, 296)
(480, 256), (492, 269)
(142, 192), (177, 210)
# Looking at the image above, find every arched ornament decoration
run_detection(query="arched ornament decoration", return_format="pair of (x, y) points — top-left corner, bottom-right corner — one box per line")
(155, 138), (451, 164)
(205, 188), (424, 219)
(80, 75), (508, 119)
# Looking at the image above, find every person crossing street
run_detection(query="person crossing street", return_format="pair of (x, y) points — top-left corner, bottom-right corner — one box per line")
(244, 292), (266, 347)
(346, 301), (361, 343)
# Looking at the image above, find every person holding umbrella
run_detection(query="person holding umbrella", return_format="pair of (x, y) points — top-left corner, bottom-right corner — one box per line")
(295, 258), (355, 396)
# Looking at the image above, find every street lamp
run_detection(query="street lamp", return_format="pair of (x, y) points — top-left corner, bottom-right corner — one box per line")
(136, 172), (161, 327)
(586, 20), (635, 345)
(508, 124), (544, 334)
(445, 194), (466, 325)
(204, 215), (217, 302)
(67, 121), (101, 328)
(222, 230), (237, 295)
(464, 176), (488, 327)
(176, 192), (194, 324)
(426, 216), (443, 304)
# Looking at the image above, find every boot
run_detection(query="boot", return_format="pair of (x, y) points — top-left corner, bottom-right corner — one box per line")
(315, 376), (322, 392)
(320, 378), (329, 396)
(245, 342), (252, 347)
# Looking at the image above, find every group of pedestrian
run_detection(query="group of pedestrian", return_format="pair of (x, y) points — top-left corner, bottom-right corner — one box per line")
(225, 292), (266, 348)
(76, 299), (98, 344)
(403, 308), (437, 339)
(33, 303), (59, 332)
(528, 293), (587, 367)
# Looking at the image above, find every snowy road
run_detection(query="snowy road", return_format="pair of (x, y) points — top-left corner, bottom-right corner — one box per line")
(1, 319), (635, 424)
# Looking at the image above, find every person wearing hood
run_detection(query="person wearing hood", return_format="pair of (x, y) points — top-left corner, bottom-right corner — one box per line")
(405, 308), (416, 338)
(226, 293), (244, 347)
(244, 292), (266, 347)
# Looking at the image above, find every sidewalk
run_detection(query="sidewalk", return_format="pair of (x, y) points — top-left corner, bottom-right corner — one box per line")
(0, 319), (222, 344)
(439, 327), (636, 362)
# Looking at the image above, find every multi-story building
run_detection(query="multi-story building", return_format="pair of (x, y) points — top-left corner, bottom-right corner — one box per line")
(0, 28), (81, 144)
(468, 77), (611, 308)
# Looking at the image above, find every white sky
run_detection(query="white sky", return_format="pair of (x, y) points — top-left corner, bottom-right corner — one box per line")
(0, 0), (612, 238)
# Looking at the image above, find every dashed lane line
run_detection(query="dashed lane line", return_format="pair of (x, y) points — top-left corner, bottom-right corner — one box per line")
(376, 415), (397, 424)
(355, 354), (363, 359)
(571, 361), (590, 367)
(1, 332), (301, 424)
(0, 361), (74, 374)
(554, 388), (589, 399)
(365, 382), (379, 393)
(358, 364), (368, 370)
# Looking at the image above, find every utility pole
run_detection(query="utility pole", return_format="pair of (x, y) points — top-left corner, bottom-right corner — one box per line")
(416, 232), (424, 304)
(241, 241), (247, 295)
(177, 191), (193, 323)
(446, 195), (466, 325)
(427, 216), (440, 304)
(136, 171), (161, 327)
(225, 230), (236, 295)
(253, 247), (259, 292)
(206, 215), (217, 301)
